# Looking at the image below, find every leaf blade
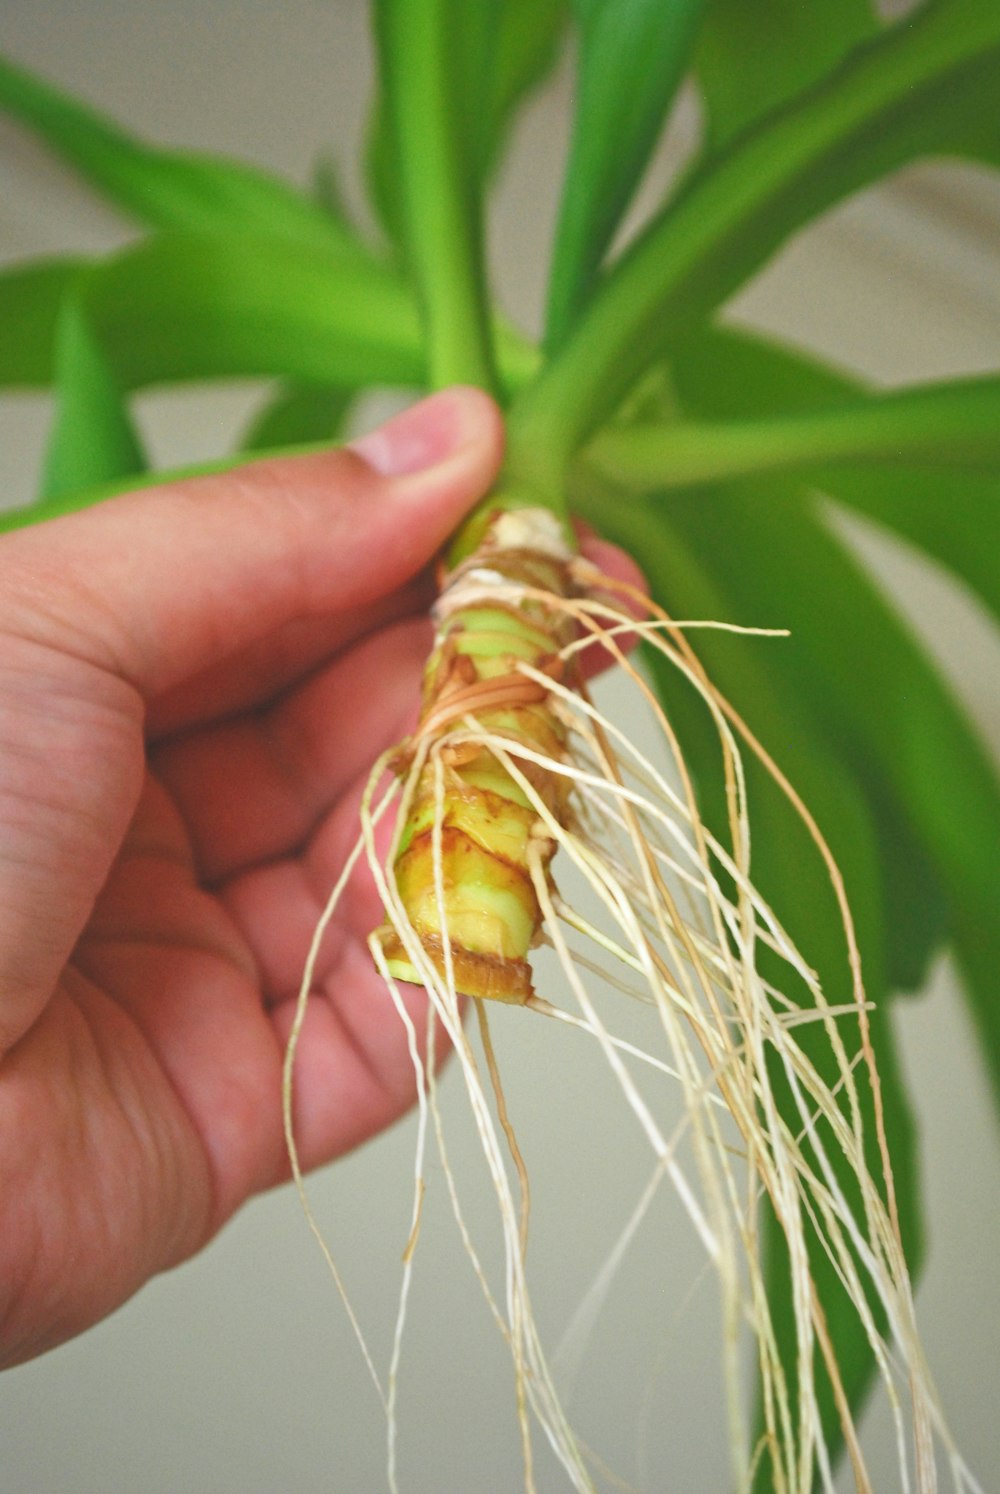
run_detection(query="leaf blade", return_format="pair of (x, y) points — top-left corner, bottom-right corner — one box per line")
(372, 0), (499, 389)
(366, 0), (567, 243)
(696, 0), (877, 152)
(668, 325), (1000, 625)
(238, 382), (354, 453)
(664, 485), (1000, 1117)
(40, 290), (146, 502)
(544, 0), (705, 347)
(0, 50), (355, 251)
(588, 373), (1000, 488)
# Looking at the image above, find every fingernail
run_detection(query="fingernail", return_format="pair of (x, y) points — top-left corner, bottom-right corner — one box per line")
(349, 389), (478, 478)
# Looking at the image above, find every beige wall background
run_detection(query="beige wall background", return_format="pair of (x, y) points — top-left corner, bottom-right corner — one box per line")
(1, 4), (999, 1490)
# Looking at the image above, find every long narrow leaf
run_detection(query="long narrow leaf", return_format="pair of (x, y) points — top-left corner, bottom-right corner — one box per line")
(664, 485), (1000, 1117)
(373, 0), (498, 389)
(577, 490), (923, 1478)
(0, 237), (422, 391)
(544, 0), (704, 348)
(239, 382), (354, 453)
(40, 291), (146, 502)
(0, 258), (88, 386)
(508, 1), (1000, 479)
(586, 374), (1000, 487)
(0, 241), (539, 399)
(82, 233), (425, 390)
(670, 325), (1000, 624)
(696, 0), (877, 152)
(0, 51), (355, 252)
(366, 0), (566, 242)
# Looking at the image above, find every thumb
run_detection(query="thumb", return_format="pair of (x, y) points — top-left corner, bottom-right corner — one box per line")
(0, 386), (504, 703)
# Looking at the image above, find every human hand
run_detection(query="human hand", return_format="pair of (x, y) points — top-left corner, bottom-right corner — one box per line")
(0, 388), (640, 1368)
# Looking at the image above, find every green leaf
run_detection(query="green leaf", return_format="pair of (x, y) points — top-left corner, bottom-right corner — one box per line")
(0, 51), (355, 252)
(696, 0), (878, 152)
(0, 257), (88, 386)
(239, 382), (354, 453)
(0, 240), (539, 401)
(576, 489), (923, 1479)
(372, 0), (498, 389)
(309, 153), (352, 230)
(586, 373), (1000, 486)
(366, 0), (566, 243)
(40, 290), (146, 502)
(669, 325), (1000, 625)
(508, 1), (1000, 478)
(662, 485), (1000, 1118)
(544, 0), (705, 348)
(1, 234), (423, 391)
(854, 770), (948, 997)
(488, 0), (567, 162)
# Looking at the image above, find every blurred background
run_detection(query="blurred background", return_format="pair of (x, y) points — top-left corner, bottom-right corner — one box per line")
(1, 3), (999, 1489)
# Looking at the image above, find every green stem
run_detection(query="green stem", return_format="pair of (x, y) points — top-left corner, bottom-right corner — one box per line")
(506, 2), (1000, 486)
(376, 0), (498, 392)
(586, 376), (1000, 490)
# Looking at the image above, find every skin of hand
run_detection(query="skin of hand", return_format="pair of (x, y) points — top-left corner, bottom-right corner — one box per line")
(0, 387), (643, 1370)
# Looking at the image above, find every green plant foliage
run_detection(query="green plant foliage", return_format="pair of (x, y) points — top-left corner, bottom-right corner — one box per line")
(39, 290), (146, 502)
(668, 325), (1000, 623)
(372, 0), (497, 389)
(0, 258), (88, 386)
(508, 1), (1000, 476)
(0, 233), (423, 390)
(662, 489), (1000, 1115)
(695, 0), (877, 151)
(366, 0), (566, 242)
(239, 382), (354, 452)
(0, 52), (354, 251)
(544, 0), (704, 347)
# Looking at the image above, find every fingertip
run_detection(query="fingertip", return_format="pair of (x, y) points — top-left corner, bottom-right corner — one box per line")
(349, 386), (504, 481)
(578, 533), (648, 614)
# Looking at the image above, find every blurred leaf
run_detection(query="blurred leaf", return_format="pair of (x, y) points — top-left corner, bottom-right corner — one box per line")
(0, 241), (539, 400)
(366, 0), (566, 242)
(508, 1), (1000, 469)
(588, 373), (1000, 490)
(856, 770), (949, 996)
(373, 0), (498, 388)
(578, 489), (923, 1478)
(239, 382), (354, 452)
(0, 233), (422, 390)
(489, 0), (567, 159)
(0, 50), (355, 252)
(309, 153), (351, 229)
(0, 257), (88, 386)
(662, 486), (1000, 1118)
(544, 0), (704, 347)
(40, 290), (146, 502)
(696, 0), (877, 152)
(669, 325), (1000, 625)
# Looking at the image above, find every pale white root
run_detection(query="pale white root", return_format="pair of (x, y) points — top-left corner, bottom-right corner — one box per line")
(283, 550), (981, 1494)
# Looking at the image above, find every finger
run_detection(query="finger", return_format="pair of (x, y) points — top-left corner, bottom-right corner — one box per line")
(0, 387), (504, 706)
(574, 526), (648, 679)
(152, 618), (429, 883)
(146, 571), (435, 738)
